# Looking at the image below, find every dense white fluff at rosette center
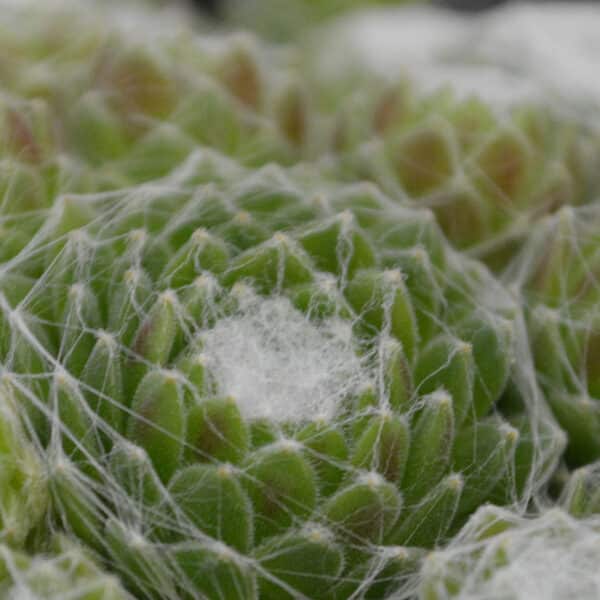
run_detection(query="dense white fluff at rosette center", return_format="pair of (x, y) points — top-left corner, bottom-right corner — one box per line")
(200, 295), (370, 422)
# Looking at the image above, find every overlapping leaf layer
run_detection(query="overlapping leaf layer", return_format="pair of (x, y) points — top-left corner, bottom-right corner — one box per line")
(0, 2), (598, 599)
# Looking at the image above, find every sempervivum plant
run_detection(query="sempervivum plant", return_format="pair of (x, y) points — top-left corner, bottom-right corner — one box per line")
(510, 205), (600, 466)
(0, 1), (596, 599)
(344, 94), (600, 269)
(0, 148), (563, 598)
(0, 535), (129, 599)
(418, 504), (600, 600)
(302, 72), (600, 271)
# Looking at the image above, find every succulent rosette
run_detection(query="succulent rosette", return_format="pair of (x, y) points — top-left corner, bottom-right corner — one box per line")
(510, 205), (600, 466)
(1, 143), (562, 597)
(0, 1), (599, 599)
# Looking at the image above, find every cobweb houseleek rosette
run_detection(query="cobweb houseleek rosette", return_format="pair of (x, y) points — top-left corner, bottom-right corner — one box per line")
(0, 152), (563, 598)
(313, 78), (600, 271)
(292, 15), (600, 271)
(0, 4), (304, 193)
(419, 504), (600, 600)
(0, 535), (130, 599)
(509, 205), (600, 467)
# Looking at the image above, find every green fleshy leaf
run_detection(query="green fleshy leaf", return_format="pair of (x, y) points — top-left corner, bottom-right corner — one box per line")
(255, 525), (343, 600)
(243, 441), (317, 544)
(168, 463), (253, 552)
(127, 369), (186, 483)
(352, 412), (410, 484)
(402, 390), (455, 506)
(185, 396), (249, 465)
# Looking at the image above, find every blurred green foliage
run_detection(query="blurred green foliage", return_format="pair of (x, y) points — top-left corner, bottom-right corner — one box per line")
(224, 0), (427, 41)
